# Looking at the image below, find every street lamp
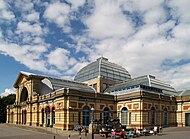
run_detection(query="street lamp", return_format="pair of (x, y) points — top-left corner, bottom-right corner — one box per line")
(91, 107), (95, 139)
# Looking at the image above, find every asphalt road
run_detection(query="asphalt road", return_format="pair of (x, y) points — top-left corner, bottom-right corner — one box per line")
(0, 124), (62, 139)
(1, 124), (190, 139)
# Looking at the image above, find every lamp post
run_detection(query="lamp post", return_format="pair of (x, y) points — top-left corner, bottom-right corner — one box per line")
(91, 107), (95, 139)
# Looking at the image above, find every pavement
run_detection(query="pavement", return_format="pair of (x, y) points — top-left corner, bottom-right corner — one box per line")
(1, 124), (190, 139)
(0, 124), (62, 139)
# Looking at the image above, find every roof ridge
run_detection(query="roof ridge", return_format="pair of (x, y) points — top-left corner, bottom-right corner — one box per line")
(46, 76), (88, 86)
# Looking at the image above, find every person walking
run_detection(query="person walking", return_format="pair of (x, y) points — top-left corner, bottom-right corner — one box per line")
(84, 128), (87, 136)
(111, 129), (116, 139)
(159, 125), (163, 135)
(153, 125), (158, 135)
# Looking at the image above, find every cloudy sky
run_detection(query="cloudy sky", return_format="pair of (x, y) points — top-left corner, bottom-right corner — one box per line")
(0, 0), (190, 96)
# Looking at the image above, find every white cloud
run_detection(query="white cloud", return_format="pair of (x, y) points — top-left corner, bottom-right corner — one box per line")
(25, 12), (40, 22)
(47, 48), (77, 70)
(0, 0), (15, 21)
(43, 2), (71, 32)
(172, 23), (190, 43)
(69, 0), (86, 10)
(14, 0), (41, 23)
(16, 21), (43, 36)
(85, 0), (134, 39)
(14, 0), (34, 12)
(0, 42), (49, 72)
(14, 21), (47, 45)
(0, 88), (15, 97)
(169, 0), (190, 23)
(136, 0), (164, 13)
(78, 0), (190, 90)
(143, 7), (166, 24)
(160, 63), (190, 90)
(0, 0), (190, 91)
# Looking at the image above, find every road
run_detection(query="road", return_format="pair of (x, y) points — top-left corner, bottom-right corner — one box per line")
(0, 124), (62, 139)
(143, 127), (190, 139)
(1, 124), (190, 139)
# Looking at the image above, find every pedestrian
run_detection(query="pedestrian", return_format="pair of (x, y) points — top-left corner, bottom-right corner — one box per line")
(157, 125), (159, 134)
(79, 127), (82, 135)
(119, 130), (123, 138)
(68, 134), (71, 139)
(84, 128), (87, 136)
(111, 129), (116, 139)
(159, 125), (162, 135)
(153, 125), (157, 135)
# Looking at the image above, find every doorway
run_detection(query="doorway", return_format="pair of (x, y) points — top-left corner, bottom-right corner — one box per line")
(185, 113), (190, 126)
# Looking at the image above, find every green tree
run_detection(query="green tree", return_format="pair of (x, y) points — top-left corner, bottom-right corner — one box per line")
(0, 94), (16, 123)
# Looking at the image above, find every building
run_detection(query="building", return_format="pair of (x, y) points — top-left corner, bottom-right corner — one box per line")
(6, 57), (190, 130)
(176, 89), (190, 127)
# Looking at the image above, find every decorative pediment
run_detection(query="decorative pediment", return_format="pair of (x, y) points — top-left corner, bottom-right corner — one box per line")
(13, 73), (30, 88)
(13, 71), (46, 88)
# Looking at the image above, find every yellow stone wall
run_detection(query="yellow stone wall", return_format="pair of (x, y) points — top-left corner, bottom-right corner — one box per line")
(176, 96), (190, 127)
(6, 73), (189, 130)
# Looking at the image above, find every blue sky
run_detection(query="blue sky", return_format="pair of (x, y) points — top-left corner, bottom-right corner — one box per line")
(0, 0), (190, 96)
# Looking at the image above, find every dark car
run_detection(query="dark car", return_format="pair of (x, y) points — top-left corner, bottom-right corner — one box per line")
(96, 125), (103, 133)
(73, 124), (83, 131)
(105, 125), (113, 131)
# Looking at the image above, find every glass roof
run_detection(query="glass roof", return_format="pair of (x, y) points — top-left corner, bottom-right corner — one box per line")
(178, 89), (190, 96)
(74, 57), (131, 82)
(40, 77), (94, 95)
(105, 75), (177, 95)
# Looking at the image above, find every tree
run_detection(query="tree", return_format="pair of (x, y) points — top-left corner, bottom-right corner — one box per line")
(0, 94), (16, 123)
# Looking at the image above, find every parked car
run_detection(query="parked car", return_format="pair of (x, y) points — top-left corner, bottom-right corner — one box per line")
(96, 125), (103, 133)
(82, 126), (89, 133)
(105, 125), (113, 131)
(73, 124), (83, 131)
(96, 125), (114, 132)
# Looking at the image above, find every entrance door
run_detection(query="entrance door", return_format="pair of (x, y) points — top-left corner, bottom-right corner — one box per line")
(22, 110), (27, 124)
(164, 108), (168, 127)
(185, 113), (190, 126)
(104, 107), (110, 124)
(150, 107), (155, 125)
(121, 107), (128, 126)
(83, 106), (90, 127)
(45, 106), (50, 126)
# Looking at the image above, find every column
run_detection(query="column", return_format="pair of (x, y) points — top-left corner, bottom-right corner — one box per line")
(50, 110), (52, 127)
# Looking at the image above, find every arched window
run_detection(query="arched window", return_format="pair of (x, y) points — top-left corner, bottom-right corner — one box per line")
(52, 107), (55, 125)
(121, 107), (128, 125)
(41, 108), (44, 124)
(22, 110), (27, 124)
(20, 87), (28, 102)
(150, 107), (155, 125)
(45, 106), (50, 126)
(164, 108), (168, 127)
(83, 106), (90, 126)
(104, 107), (110, 124)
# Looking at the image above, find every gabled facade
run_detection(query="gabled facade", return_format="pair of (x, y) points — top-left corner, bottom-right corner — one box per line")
(6, 57), (190, 130)
(176, 89), (190, 127)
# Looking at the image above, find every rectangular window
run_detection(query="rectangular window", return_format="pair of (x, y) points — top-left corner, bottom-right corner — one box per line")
(135, 114), (137, 121)
(129, 112), (131, 125)
(73, 113), (74, 122)
(100, 113), (102, 124)
(78, 112), (81, 125)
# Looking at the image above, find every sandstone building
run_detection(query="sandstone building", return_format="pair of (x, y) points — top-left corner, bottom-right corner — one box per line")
(7, 57), (190, 130)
